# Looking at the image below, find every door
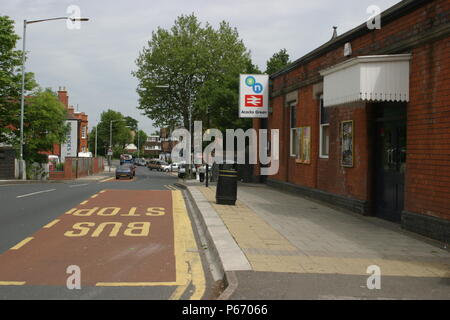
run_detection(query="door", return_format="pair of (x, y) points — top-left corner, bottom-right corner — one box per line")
(375, 104), (407, 222)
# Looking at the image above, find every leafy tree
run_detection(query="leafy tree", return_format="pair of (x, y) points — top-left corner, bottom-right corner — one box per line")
(23, 88), (69, 163)
(124, 116), (138, 132)
(0, 15), (37, 146)
(265, 48), (291, 75)
(133, 14), (257, 132)
(89, 110), (133, 156)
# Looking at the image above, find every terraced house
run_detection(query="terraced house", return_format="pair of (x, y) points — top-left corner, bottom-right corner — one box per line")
(253, 0), (450, 242)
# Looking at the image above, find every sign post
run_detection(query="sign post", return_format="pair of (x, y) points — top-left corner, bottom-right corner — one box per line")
(239, 74), (269, 118)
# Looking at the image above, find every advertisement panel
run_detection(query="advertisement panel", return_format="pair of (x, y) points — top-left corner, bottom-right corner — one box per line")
(239, 74), (269, 118)
(61, 120), (78, 162)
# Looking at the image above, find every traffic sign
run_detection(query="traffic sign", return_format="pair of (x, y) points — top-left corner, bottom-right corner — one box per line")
(239, 74), (269, 118)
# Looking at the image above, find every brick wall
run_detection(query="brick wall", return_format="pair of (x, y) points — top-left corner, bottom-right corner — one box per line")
(406, 36), (450, 221)
(256, 0), (450, 222)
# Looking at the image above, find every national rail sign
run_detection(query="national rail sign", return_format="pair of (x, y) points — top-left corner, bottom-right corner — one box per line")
(239, 74), (269, 118)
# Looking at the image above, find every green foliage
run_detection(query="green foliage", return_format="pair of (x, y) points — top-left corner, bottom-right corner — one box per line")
(133, 14), (258, 132)
(23, 88), (69, 163)
(124, 116), (138, 131)
(0, 16), (37, 145)
(89, 110), (133, 156)
(265, 48), (291, 75)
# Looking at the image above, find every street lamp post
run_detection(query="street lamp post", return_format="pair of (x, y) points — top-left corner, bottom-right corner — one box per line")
(19, 16), (89, 179)
(94, 125), (98, 158)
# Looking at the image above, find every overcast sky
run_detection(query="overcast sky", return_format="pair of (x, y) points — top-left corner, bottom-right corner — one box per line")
(2, 0), (401, 134)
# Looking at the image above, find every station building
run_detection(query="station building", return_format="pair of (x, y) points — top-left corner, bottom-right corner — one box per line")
(253, 0), (450, 242)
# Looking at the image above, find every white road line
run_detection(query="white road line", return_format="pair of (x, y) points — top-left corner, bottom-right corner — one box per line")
(68, 183), (89, 188)
(16, 189), (56, 198)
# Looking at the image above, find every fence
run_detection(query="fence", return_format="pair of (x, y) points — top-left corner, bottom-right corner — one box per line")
(49, 157), (104, 180)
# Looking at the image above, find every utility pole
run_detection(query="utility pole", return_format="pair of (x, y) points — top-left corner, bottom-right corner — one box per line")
(137, 127), (140, 158)
(94, 125), (98, 158)
(19, 16), (89, 180)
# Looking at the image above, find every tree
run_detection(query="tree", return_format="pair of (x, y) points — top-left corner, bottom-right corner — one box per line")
(90, 110), (133, 156)
(23, 88), (69, 163)
(124, 116), (138, 132)
(265, 48), (291, 75)
(133, 14), (256, 132)
(0, 15), (37, 146)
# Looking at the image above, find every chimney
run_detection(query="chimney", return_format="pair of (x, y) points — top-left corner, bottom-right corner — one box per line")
(331, 26), (338, 40)
(57, 87), (69, 108)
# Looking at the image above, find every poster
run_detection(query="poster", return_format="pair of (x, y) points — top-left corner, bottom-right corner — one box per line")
(296, 126), (311, 164)
(61, 119), (78, 162)
(341, 120), (354, 167)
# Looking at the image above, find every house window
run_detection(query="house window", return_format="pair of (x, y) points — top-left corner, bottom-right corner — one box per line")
(81, 126), (87, 139)
(319, 95), (330, 158)
(290, 102), (299, 157)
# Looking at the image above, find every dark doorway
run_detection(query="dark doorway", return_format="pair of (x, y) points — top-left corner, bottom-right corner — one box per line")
(374, 103), (407, 222)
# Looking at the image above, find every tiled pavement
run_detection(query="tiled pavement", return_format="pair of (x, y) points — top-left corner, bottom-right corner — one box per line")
(195, 184), (450, 279)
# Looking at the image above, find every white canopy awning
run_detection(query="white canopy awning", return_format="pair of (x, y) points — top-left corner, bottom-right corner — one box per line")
(319, 54), (411, 107)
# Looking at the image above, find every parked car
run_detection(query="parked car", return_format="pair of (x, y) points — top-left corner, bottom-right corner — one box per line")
(178, 162), (197, 178)
(147, 159), (166, 171)
(133, 158), (147, 166)
(162, 162), (180, 172)
(116, 164), (134, 179)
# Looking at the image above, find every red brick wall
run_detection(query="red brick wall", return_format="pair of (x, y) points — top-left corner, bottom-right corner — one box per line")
(262, 0), (450, 220)
(406, 36), (450, 221)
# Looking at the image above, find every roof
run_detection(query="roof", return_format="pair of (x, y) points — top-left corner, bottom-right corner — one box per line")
(270, 0), (431, 79)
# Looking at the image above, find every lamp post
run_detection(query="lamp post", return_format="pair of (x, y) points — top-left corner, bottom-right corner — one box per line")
(19, 16), (89, 179)
(94, 124), (98, 158)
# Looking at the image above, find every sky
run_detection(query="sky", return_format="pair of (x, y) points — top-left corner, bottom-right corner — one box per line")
(2, 0), (401, 134)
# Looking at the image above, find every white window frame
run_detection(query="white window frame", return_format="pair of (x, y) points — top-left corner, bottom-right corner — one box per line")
(319, 95), (329, 159)
(81, 126), (87, 139)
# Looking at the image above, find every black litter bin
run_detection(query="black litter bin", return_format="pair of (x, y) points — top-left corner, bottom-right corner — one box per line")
(199, 172), (205, 182)
(216, 163), (238, 205)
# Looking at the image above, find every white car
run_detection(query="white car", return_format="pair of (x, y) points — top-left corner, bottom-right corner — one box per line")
(162, 163), (180, 172)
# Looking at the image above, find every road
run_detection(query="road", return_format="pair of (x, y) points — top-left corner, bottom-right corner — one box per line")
(0, 166), (214, 299)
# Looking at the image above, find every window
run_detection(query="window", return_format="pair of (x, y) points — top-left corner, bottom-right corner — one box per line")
(289, 102), (299, 157)
(319, 95), (330, 158)
(81, 126), (87, 139)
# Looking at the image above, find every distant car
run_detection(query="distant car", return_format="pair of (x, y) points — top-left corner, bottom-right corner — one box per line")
(147, 159), (165, 171)
(162, 163), (180, 172)
(178, 163), (197, 178)
(138, 158), (147, 166)
(116, 164), (134, 179)
(120, 154), (133, 165)
(162, 162), (180, 172)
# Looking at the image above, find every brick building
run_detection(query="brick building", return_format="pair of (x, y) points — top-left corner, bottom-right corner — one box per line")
(52, 87), (89, 157)
(144, 135), (162, 158)
(253, 0), (449, 242)
(159, 127), (179, 161)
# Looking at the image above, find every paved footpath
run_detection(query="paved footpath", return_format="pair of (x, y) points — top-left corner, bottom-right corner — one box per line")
(186, 181), (450, 300)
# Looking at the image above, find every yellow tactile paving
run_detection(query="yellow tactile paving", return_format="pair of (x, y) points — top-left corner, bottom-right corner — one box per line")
(196, 186), (450, 278)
